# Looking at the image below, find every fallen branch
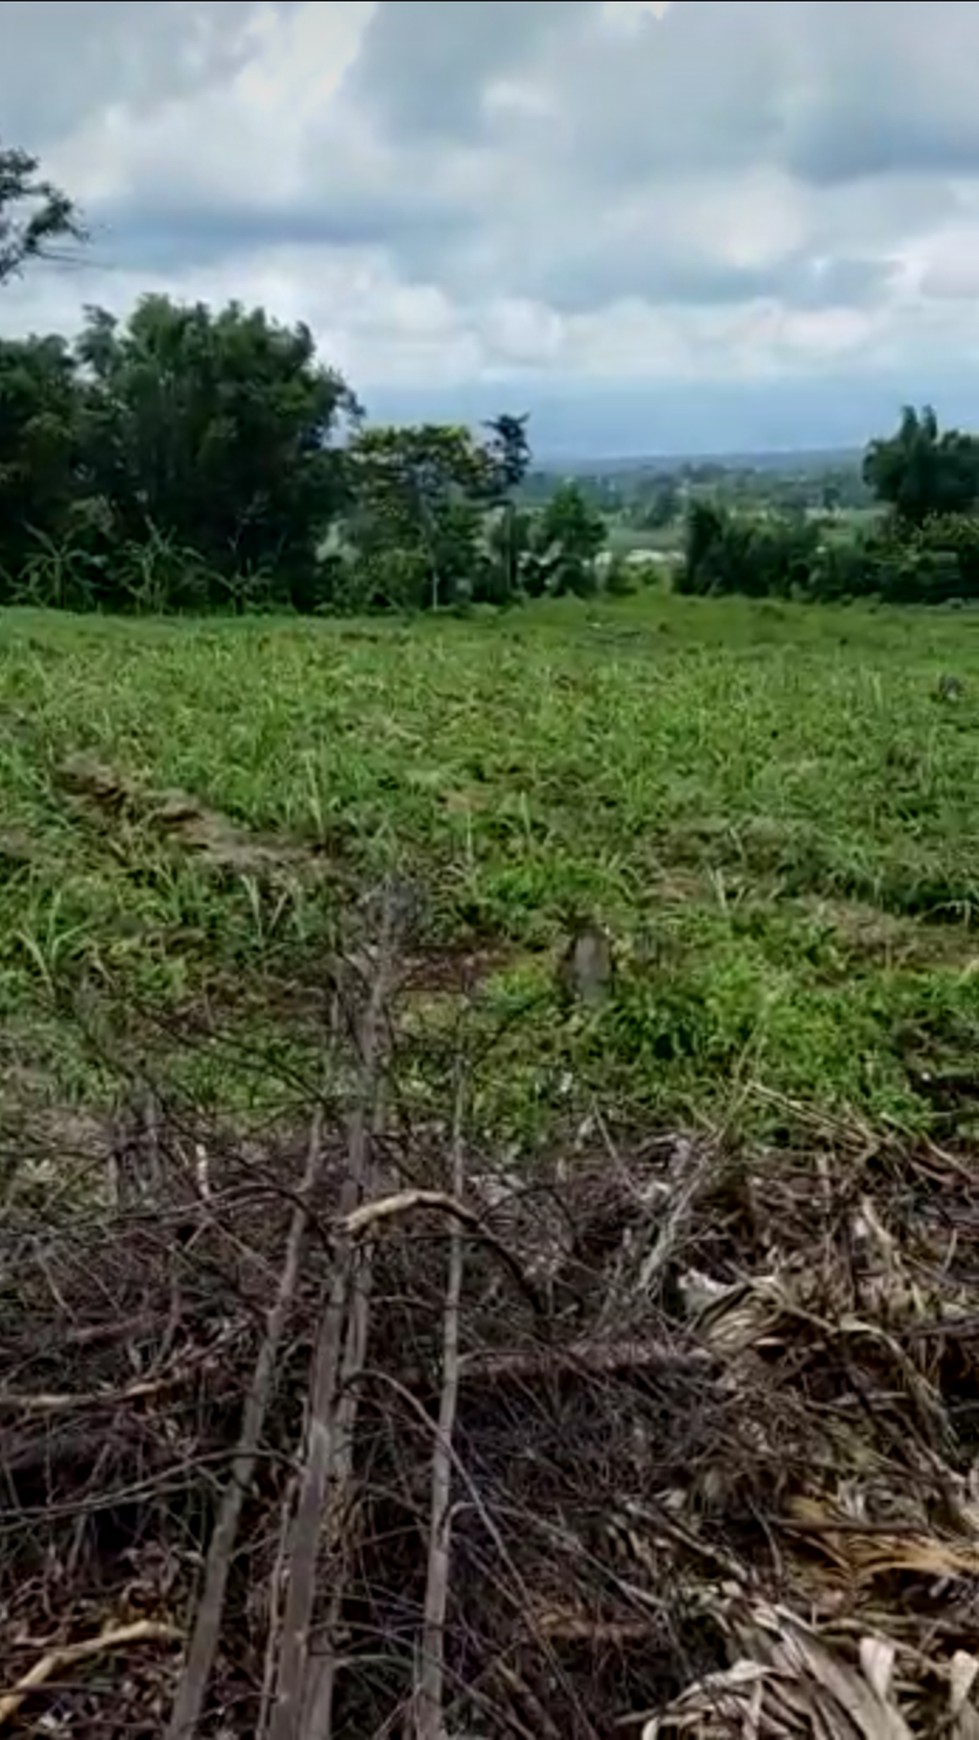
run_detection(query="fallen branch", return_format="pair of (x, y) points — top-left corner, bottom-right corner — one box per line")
(345, 1188), (544, 1318)
(344, 1188), (474, 1238)
(459, 1338), (712, 1383)
(0, 1374), (187, 1415)
(0, 1622), (181, 1728)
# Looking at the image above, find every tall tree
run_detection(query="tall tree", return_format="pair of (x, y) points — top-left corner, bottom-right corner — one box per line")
(535, 480), (607, 595)
(0, 335), (82, 595)
(483, 413), (531, 495)
(863, 405), (979, 527)
(639, 477), (680, 531)
(347, 424), (495, 610)
(0, 145), (84, 283)
(483, 412), (531, 599)
(75, 296), (358, 602)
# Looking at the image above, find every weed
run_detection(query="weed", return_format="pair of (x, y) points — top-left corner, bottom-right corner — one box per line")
(1, 591), (978, 1140)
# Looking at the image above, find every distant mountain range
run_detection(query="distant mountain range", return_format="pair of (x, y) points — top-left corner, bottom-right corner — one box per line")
(535, 447), (863, 477)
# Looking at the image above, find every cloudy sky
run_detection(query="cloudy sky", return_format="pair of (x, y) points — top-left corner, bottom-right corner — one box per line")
(3, 0), (979, 456)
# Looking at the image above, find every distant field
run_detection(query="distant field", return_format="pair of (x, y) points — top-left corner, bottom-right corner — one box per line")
(2, 592), (978, 1145)
(606, 521), (685, 555)
(815, 503), (883, 532)
(606, 505), (882, 557)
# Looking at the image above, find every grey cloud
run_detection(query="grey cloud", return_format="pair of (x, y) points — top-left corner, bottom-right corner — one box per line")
(538, 2), (784, 187)
(777, 1), (979, 184)
(344, 0), (590, 141)
(502, 235), (895, 318)
(344, 2), (979, 191)
(788, 109), (979, 188)
(338, 0), (978, 314)
(5, 0), (979, 452)
(501, 243), (775, 317)
(90, 194), (472, 276)
(781, 256), (895, 311)
(8, 0), (977, 303)
(0, 1), (287, 147)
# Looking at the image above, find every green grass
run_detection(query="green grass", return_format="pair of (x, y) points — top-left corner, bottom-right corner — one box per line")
(606, 521), (685, 556)
(2, 591), (978, 1145)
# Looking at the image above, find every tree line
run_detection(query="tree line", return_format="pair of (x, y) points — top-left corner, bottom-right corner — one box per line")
(7, 142), (979, 615)
(682, 406), (979, 606)
(0, 144), (611, 614)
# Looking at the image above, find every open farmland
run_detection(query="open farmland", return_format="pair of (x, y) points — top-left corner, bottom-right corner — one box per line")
(6, 592), (979, 1736)
(2, 589), (978, 1142)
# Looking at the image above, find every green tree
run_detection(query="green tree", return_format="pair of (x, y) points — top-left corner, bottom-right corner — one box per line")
(483, 500), (534, 604)
(346, 424), (495, 610)
(680, 501), (818, 599)
(533, 481), (607, 596)
(0, 145), (84, 283)
(678, 500), (726, 594)
(483, 412), (532, 600)
(0, 335), (82, 594)
(483, 412), (531, 496)
(74, 296), (357, 606)
(639, 477), (680, 531)
(863, 405), (979, 528)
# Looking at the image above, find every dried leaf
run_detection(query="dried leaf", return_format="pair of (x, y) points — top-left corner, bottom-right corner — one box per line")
(859, 1638), (896, 1704)
(951, 1653), (979, 1721)
(641, 1660), (774, 1738)
(739, 1606), (914, 1740)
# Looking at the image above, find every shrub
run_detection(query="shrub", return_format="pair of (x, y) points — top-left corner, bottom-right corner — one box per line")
(681, 499), (979, 608)
(604, 554), (639, 596)
(681, 503), (819, 599)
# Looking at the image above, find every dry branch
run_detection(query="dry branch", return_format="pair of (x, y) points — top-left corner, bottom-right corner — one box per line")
(167, 1108), (327, 1740)
(4, 1002), (979, 1738)
(459, 1337), (712, 1383)
(413, 1074), (467, 1740)
(0, 1375), (184, 1414)
(270, 901), (397, 1740)
(346, 1187), (544, 1316)
(299, 1137), (384, 1739)
(345, 1187), (474, 1237)
(0, 1623), (182, 1728)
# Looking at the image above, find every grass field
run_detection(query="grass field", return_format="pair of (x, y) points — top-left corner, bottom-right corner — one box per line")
(2, 591), (979, 1147)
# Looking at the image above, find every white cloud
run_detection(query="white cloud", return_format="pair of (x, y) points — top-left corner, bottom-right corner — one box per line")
(4, 0), (979, 449)
(602, 0), (672, 29)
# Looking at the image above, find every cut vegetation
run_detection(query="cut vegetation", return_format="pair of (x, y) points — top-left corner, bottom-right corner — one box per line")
(3, 590), (979, 1737)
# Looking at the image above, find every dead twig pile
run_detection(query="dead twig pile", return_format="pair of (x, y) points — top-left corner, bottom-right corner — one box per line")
(2, 924), (979, 1735)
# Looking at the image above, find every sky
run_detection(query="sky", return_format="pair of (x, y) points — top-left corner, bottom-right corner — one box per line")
(3, 0), (979, 457)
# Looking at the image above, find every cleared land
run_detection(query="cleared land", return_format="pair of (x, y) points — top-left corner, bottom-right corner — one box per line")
(4, 592), (979, 1736)
(1, 591), (978, 1141)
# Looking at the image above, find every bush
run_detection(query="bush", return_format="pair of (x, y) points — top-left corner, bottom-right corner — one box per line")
(680, 503), (819, 599)
(680, 499), (979, 608)
(0, 299), (358, 614)
(908, 514), (979, 599)
(604, 554), (639, 596)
